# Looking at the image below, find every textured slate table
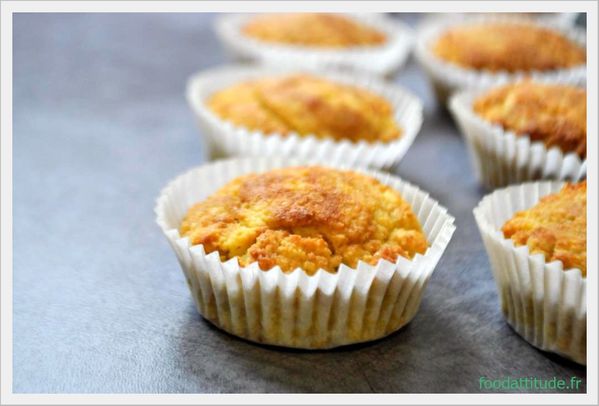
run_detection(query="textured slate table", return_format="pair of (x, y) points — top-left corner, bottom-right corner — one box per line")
(13, 13), (586, 393)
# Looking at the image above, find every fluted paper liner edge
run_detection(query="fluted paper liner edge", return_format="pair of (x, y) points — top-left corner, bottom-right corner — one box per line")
(449, 85), (586, 189)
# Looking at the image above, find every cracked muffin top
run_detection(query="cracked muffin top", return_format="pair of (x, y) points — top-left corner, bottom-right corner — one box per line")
(432, 22), (585, 72)
(502, 181), (586, 276)
(242, 13), (386, 48)
(473, 81), (586, 158)
(207, 74), (402, 143)
(179, 166), (428, 274)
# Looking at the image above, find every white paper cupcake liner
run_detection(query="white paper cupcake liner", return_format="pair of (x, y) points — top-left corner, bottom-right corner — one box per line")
(414, 15), (587, 104)
(420, 12), (579, 29)
(155, 157), (456, 349)
(473, 181), (586, 364)
(215, 13), (414, 77)
(449, 81), (586, 189)
(186, 65), (423, 170)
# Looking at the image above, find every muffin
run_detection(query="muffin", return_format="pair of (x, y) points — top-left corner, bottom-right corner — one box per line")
(415, 16), (586, 103)
(206, 74), (402, 143)
(473, 81), (586, 158)
(179, 166), (427, 275)
(187, 65), (423, 169)
(156, 158), (456, 349)
(216, 13), (414, 76)
(449, 80), (587, 188)
(242, 13), (386, 48)
(432, 23), (585, 73)
(474, 181), (586, 364)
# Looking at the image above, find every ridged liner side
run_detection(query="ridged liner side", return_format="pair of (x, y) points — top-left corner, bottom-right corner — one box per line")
(473, 181), (586, 364)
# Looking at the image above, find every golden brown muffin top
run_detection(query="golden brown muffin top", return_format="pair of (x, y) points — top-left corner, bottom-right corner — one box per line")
(432, 22), (585, 72)
(473, 81), (586, 158)
(180, 166), (427, 274)
(207, 74), (402, 143)
(502, 181), (586, 276)
(242, 13), (386, 48)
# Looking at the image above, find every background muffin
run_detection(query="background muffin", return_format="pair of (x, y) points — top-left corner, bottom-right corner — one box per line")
(216, 13), (414, 76)
(432, 22), (585, 72)
(415, 16), (586, 103)
(242, 13), (387, 48)
(187, 65), (423, 169)
(449, 79), (587, 188)
(474, 181), (586, 364)
(207, 74), (402, 143)
(473, 81), (586, 158)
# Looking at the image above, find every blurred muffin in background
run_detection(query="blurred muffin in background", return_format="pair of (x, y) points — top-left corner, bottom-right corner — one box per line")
(207, 73), (402, 143)
(187, 65), (425, 170)
(216, 13), (414, 77)
(473, 81), (586, 158)
(450, 80), (586, 189)
(432, 22), (585, 73)
(242, 13), (387, 48)
(415, 16), (586, 103)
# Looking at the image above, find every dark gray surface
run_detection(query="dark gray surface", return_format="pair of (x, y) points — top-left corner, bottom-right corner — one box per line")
(12, 13), (586, 393)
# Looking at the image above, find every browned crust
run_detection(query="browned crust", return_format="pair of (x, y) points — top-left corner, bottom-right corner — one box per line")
(179, 166), (428, 274)
(473, 81), (586, 158)
(502, 181), (587, 276)
(207, 74), (402, 143)
(243, 13), (386, 48)
(432, 22), (585, 72)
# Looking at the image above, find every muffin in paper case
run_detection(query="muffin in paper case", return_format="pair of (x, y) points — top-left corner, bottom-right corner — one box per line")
(186, 65), (423, 170)
(473, 181), (586, 364)
(449, 80), (586, 189)
(215, 13), (414, 77)
(155, 157), (456, 349)
(414, 15), (586, 104)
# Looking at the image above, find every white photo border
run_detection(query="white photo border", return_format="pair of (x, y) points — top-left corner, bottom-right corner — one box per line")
(0, 1), (596, 405)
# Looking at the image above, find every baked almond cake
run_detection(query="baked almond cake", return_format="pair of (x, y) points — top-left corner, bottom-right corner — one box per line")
(502, 181), (587, 276)
(432, 22), (585, 72)
(473, 81), (587, 158)
(242, 13), (386, 48)
(179, 166), (428, 275)
(207, 74), (402, 143)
